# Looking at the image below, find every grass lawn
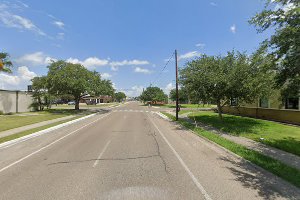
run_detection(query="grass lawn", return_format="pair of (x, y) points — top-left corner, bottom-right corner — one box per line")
(53, 103), (118, 109)
(0, 112), (71, 132)
(162, 112), (300, 188)
(149, 104), (216, 108)
(0, 116), (82, 144)
(188, 111), (300, 156)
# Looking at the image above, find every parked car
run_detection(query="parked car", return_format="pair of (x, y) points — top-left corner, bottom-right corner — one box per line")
(67, 101), (75, 105)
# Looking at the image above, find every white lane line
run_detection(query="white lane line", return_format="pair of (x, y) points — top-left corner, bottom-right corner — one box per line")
(0, 113), (97, 150)
(93, 140), (111, 168)
(148, 115), (212, 200)
(0, 113), (111, 174)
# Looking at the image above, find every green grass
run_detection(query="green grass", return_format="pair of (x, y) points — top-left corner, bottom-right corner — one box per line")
(0, 113), (70, 132)
(188, 111), (300, 156)
(179, 110), (196, 115)
(0, 116), (82, 144)
(161, 112), (300, 188)
(52, 103), (118, 109)
(147, 104), (216, 108)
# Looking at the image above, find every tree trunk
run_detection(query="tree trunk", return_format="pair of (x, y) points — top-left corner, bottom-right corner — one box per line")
(75, 98), (80, 110)
(216, 100), (223, 120)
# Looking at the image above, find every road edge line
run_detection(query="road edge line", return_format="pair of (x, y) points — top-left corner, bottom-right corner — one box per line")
(0, 113), (97, 149)
(148, 114), (212, 200)
(0, 112), (111, 173)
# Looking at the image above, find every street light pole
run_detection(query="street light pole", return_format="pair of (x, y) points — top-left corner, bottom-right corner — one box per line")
(175, 50), (179, 121)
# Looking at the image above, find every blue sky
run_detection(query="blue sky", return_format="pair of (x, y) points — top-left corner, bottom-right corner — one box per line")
(0, 0), (274, 96)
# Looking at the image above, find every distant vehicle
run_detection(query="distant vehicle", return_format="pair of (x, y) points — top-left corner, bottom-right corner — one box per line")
(67, 101), (75, 105)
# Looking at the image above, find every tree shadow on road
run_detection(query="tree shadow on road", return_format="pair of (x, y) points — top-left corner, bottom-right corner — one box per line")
(218, 156), (300, 200)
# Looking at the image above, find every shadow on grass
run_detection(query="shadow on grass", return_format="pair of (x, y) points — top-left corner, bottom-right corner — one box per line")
(192, 114), (266, 136)
(218, 156), (300, 199)
(262, 137), (300, 157)
(44, 108), (110, 115)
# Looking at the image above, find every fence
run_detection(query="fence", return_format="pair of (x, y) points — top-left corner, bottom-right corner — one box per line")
(222, 106), (300, 125)
(0, 90), (33, 114)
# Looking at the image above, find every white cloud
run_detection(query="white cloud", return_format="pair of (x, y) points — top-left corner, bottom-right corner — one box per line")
(178, 51), (201, 61)
(0, 3), (45, 36)
(16, 1), (29, 8)
(101, 73), (112, 79)
(164, 82), (175, 95)
(210, 2), (217, 6)
(17, 52), (56, 66)
(66, 57), (109, 69)
(53, 21), (64, 29)
(121, 85), (144, 97)
(110, 59), (149, 67)
(0, 66), (36, 90)
(134, 67), (152, 74)
(109, 59), (150, 71)
(17, 66), (37, 80)
(57, 32), (64, 40)
(230, 24), (236, 34)
(195, 43), (206, 48)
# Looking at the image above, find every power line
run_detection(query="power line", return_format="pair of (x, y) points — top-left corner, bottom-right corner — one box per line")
(152, 52), (175, 86)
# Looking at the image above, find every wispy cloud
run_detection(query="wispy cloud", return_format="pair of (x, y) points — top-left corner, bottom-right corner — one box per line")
(66, 57), (109, 69)
(101, 73), (112, 79)
(110, 59), (150, 71)
(195, 43), (206, 48)
(16, 52), (56, 66)
(134, 67), (152, 74)
(0, 2), (45, 36)
(210, 2), (217, 7)
(230, 24), (236, 34)
(53, 21), (64, 29)
(178, 51), (201, 61)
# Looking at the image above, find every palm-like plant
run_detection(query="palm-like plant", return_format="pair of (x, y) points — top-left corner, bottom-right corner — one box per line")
(0, 52), (13, 73)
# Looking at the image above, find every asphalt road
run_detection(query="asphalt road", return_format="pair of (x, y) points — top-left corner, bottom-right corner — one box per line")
(0, 102), (299, 200)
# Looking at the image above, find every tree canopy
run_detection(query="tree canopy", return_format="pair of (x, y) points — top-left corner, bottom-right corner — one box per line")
(114, 92), (126, 102)
(140, 87), (168, 104)
(46, 60), (114, 110)
(249, 0), (300, 97)
(169, 88), (189, 103)
(180, 49), (275, 119)
(0, 52), (13, 73)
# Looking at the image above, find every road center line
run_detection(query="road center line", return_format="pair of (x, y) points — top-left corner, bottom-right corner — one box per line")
(93, 140), (111, 168)
(0, 113), (111, 174)
(148, 114), (212, 200)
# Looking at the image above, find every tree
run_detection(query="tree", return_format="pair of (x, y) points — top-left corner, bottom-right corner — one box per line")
(31, 76), (52, 111)
(47, 61), (97, 110)
(140, 87), (168, 104)
(0, 52), (13, 73)
(249, 0), (300, 97)
(180, 50), (275, 119)
(115, 92), (126, 102)
(89, 71), (115, 97)
(169, 88), (189, 103)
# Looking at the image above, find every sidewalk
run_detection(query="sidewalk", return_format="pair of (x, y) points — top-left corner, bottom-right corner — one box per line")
(0, 115), (75, 138)
(167, 111), (300, 171)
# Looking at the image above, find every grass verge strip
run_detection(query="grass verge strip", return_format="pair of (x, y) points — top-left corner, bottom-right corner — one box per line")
(0, 116), (82, 144)
(161, 112), (300, 188)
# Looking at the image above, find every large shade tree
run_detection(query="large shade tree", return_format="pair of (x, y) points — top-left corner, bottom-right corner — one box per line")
(0, 52), (13, 73)
(140, 87), (168, 104)
(114, 92), (126, 102)
(169, 88), (189, 103)
(180, 49), (275, 119)
(47, 61), (114, 110)
(249, 0), (300, 97)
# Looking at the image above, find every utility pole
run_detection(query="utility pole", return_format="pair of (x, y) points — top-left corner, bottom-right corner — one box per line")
(175, 50), (179, 121)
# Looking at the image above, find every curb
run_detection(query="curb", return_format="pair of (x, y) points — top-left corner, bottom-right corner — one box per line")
(0, 113), (97, 149)
(157, 112), (298, 186)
